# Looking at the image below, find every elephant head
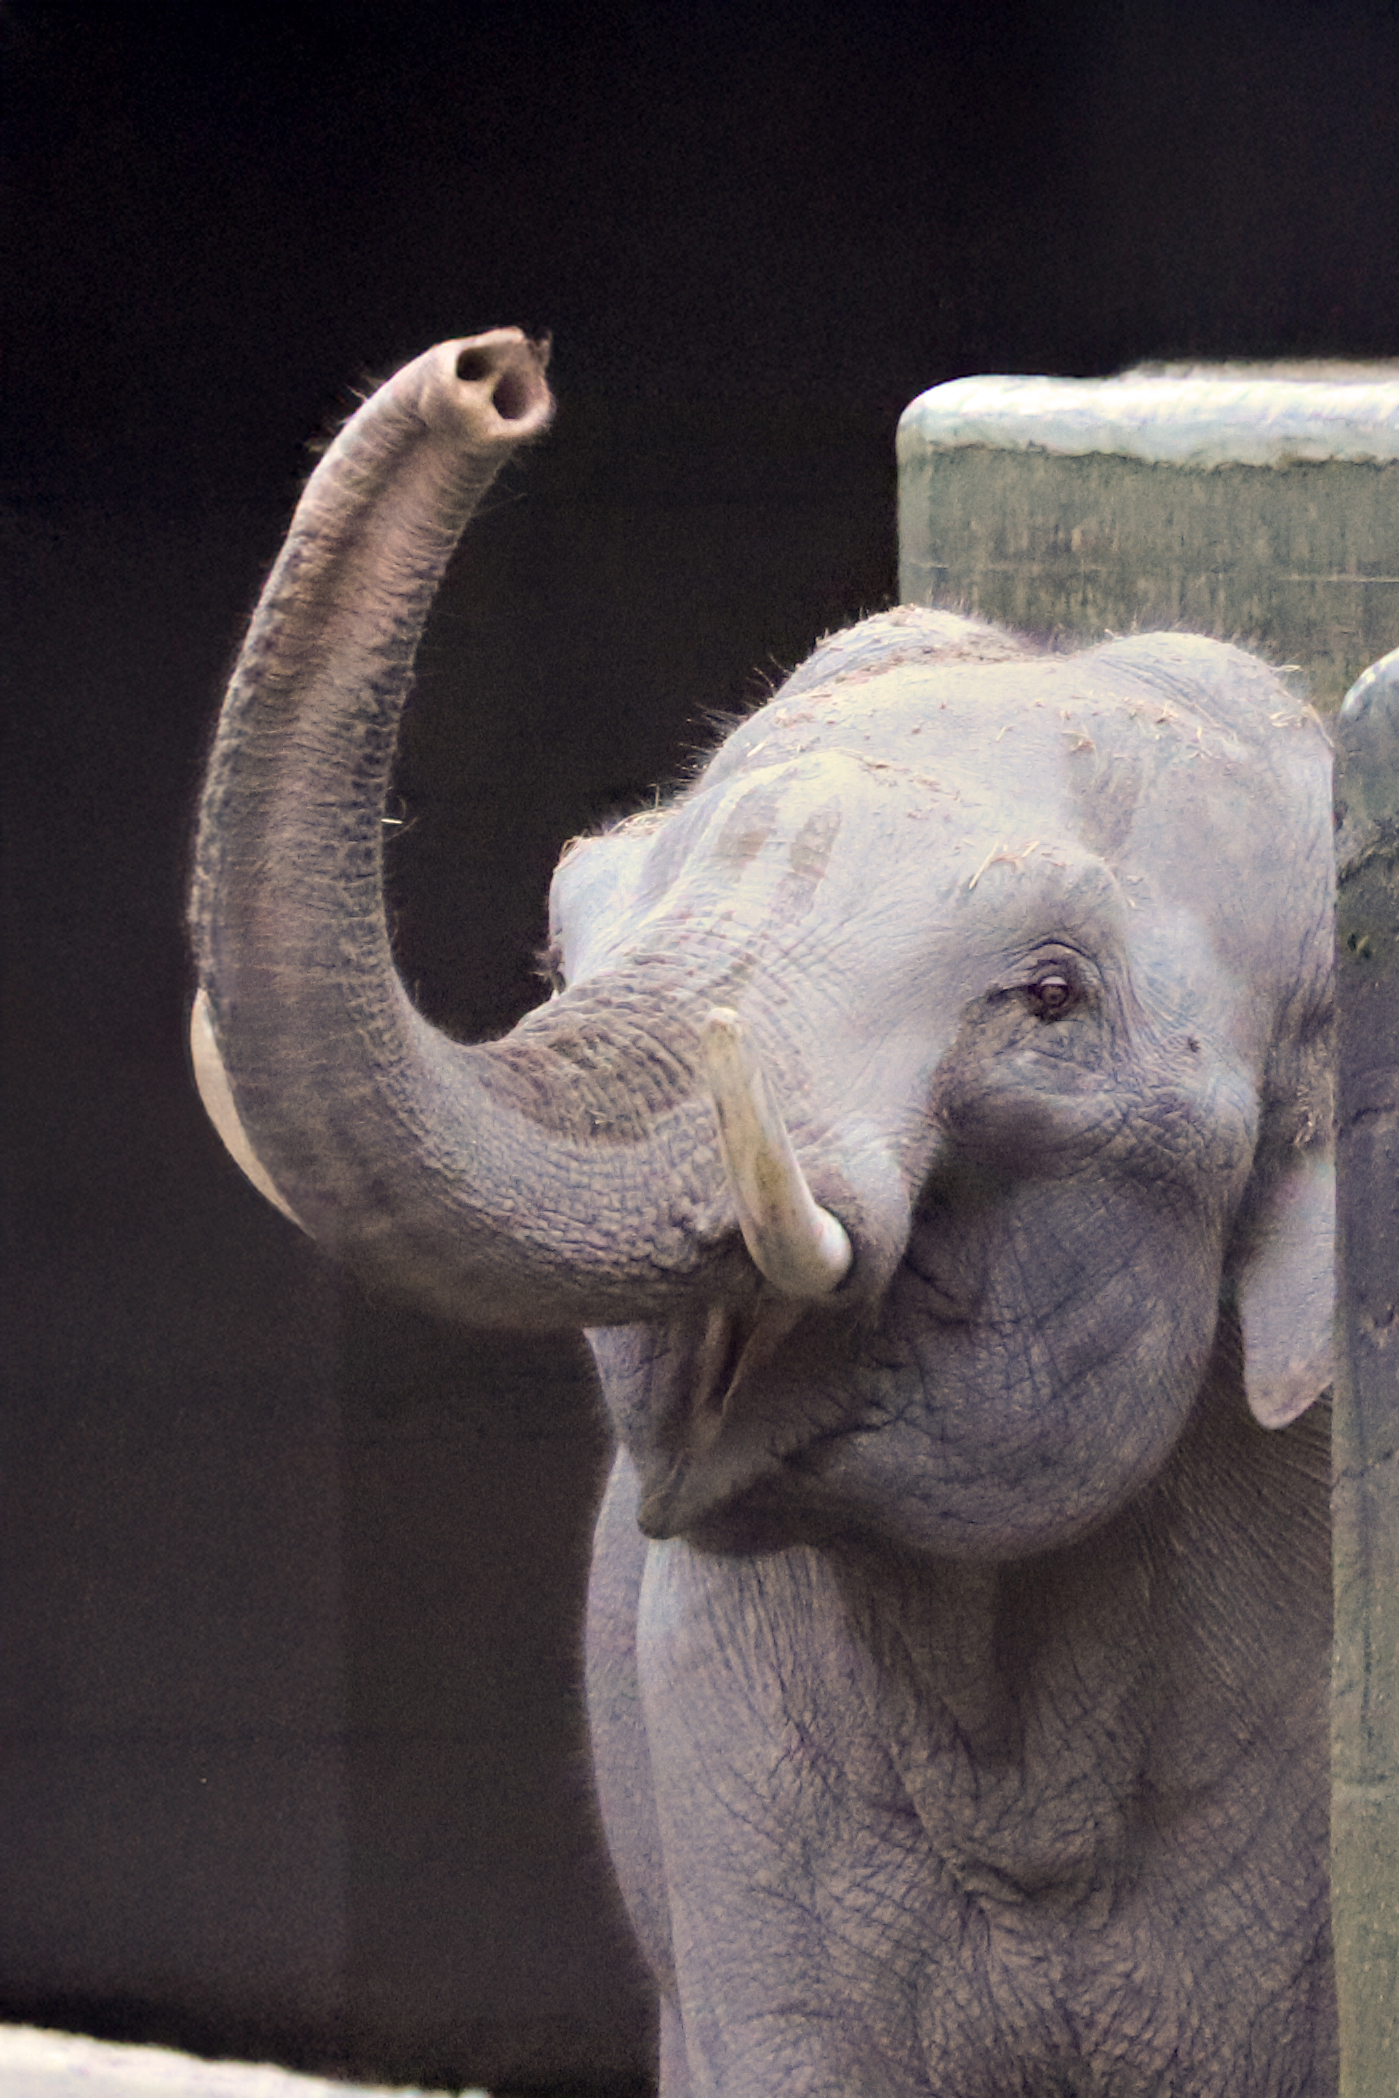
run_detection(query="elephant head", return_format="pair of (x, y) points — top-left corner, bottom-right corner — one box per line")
(191, 332), (1335, 1565)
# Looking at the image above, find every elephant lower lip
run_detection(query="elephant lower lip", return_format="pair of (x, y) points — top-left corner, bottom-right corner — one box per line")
(641, 1466), (815, 1552)
(636, 1442), (770, 1541)
(659, 1446), (866, 1553)
(637, 1407), (869, 1547)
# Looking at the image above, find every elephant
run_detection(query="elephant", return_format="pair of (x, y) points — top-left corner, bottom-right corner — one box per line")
(189, 330), (1338, 2097)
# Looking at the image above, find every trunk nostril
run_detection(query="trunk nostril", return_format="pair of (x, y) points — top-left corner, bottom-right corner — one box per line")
(455, 346), (534, 421)
(490, 366), (533, 421)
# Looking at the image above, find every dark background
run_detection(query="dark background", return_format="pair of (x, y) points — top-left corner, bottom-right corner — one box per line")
(4, 1), (1398, 2089)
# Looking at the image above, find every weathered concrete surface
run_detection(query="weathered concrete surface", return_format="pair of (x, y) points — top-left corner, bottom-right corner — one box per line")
(898, 371), (1399, 2095)
(0, 2027), (487, 2098)
(898, 366), (1399, 711)
(1333, 647), (1399, 2098)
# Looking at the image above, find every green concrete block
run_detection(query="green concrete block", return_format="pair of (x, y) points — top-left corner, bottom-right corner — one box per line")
(897, 365), (1399, 710)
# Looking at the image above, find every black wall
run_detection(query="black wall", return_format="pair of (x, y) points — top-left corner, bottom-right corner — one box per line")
(4, 1), (1398, 2088)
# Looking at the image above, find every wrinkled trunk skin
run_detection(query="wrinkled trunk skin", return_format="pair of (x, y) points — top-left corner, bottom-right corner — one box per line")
(190, 333), (747, 1329)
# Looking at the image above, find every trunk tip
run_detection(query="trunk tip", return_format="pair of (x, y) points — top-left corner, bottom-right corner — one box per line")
(448, 328), (554, 435)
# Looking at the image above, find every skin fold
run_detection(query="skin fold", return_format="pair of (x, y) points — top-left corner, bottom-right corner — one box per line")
(191, 335), (1338, 2096)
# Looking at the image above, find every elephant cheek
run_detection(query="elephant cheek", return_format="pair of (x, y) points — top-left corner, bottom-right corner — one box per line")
(812, 1287), (1218, 1559)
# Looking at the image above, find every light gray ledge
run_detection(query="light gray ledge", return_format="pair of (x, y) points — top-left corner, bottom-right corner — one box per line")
(898, 368), (1399, 471)
(0, 2027), (487, 2098)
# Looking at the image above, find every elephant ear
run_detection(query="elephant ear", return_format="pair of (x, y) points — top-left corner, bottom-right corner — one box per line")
(1237, 1145), (1335, 1429)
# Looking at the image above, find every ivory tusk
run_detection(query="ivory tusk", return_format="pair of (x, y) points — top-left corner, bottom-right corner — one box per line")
(189, 989), (307, 1231)
(701, 1007), (852, 1297)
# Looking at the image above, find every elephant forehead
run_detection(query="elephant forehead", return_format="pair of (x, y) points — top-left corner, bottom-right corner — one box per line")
(713, 661), (1087, 785)
(709, 647), (1319, 853)
(633, 751), (906, 907)
(552, 642), (1325, 988)
(556, 743), (1104, 987)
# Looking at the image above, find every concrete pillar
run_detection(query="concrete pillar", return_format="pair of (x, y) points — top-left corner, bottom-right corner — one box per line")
(899, 365), (1399, 2093)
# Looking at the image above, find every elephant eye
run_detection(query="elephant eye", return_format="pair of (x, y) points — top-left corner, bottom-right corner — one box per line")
(1025, 974), (1075, 1017)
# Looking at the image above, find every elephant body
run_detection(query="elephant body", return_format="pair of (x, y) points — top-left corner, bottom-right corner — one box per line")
(590, 1386), (1331, 2097)
(190, 335), (1338, 2095)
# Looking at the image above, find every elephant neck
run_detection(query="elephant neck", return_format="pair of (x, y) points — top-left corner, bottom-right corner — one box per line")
(831, 1368), (1329, 1908)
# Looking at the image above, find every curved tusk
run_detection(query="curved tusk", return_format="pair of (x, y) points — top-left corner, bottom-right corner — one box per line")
(189, 990), (307, 1231)
(701, 1007), (852, 1298)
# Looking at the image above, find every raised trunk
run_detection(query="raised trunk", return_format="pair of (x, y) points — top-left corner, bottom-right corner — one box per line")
(190, 332), (743, 1329)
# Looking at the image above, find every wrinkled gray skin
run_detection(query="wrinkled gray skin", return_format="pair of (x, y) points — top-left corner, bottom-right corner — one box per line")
(190, 334), (1338, 2097)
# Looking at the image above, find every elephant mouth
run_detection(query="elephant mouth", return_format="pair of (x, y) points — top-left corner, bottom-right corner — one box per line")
(634, 1294), (802, 1538)
(610, 1005), (919, 1544)
(630, 1289), (876, 1545)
